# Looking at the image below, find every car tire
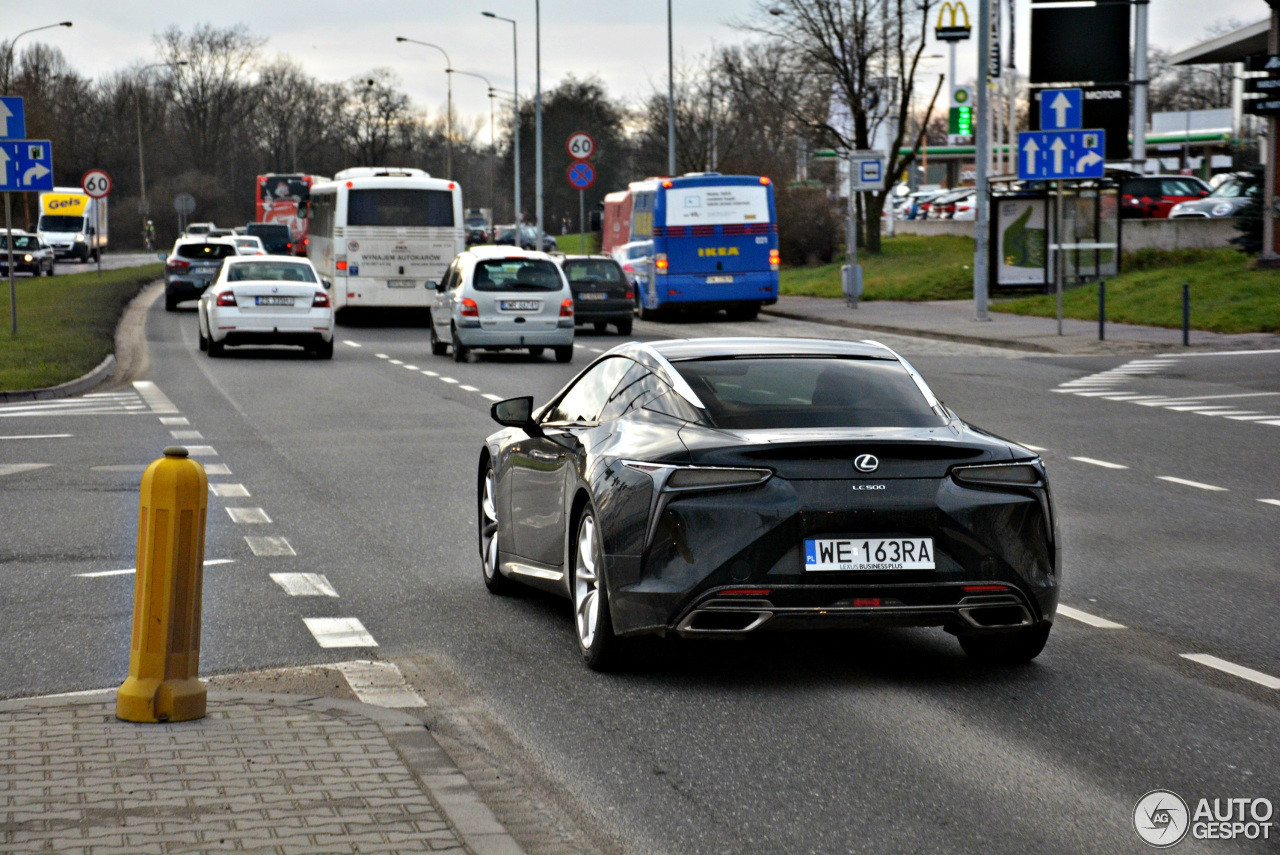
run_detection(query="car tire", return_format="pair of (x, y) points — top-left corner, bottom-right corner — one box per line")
(554, 345), (573, 363)
(527, 346), (545, 358)
(572, 507), (626, 670)
(479, 465), (515, 595)
(452, 326), (469, 363)
(593, 321), (608, 333)
(165, 293), (179, 312)
(430, 323), (448, 356)
(958, 622), (1051, 665)
(615, 319), (632, 336)
(207, 336), (225, 358)
(314, 338), (334, 360)
(30, 264), (40, 277)
(197, 319), (208, 352)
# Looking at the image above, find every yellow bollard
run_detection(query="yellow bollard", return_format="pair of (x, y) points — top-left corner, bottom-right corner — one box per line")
(116, 446), (209, 723)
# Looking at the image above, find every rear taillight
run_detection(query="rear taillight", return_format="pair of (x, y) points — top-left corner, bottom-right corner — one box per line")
(216, 292), (237, 307)
(286, 243), (293, 251)
(167, 258), (190, 272)
(622, 263), (636, 273)
(560, 298), (574, 317)
(624, 289), (634, 300)
(312, 291), (330, 308)
(769, 248), (780, 271)
(655, 254), (668, 274)
(460, 297), (479, 317)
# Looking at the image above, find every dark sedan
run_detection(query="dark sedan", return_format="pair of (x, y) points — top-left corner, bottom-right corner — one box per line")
(478, 338), (1060, 670)
(557, 255), (634, 336)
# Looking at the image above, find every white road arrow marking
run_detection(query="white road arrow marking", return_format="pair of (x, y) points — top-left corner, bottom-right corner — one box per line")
(1076, 151), (1103, 171)
(0, 101), (12, 137)
(1022, 137), (1039, 174)
(1050, 92), (1072, 128)
(1050, 137), (1067, 174)
(22, 162), (49, 186)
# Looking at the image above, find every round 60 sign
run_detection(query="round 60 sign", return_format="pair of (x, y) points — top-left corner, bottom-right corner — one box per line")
(566, 131), (595, 160)
(81, 169), (112, 199)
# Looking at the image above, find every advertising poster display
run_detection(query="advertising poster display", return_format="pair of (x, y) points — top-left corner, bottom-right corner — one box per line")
(996, 197), (1048, 287)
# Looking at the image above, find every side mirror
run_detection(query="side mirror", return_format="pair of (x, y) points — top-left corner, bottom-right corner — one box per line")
(88, 226), (96, 236)
(491, 396), (542, 436)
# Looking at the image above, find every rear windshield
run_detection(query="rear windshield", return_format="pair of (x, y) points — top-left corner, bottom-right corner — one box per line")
(245, 224), (289, 238)
(473, 258), (563, 292)
(563, 259), (625, 284)
(176, 243), (237, 260)
(673, 357), (944, 429)
(348, 189), (454, 227)
(227, 261), (316, 282)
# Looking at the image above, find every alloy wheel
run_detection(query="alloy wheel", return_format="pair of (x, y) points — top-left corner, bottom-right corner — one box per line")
(481, 469), (499, 581)
(574, 514), (601, 650)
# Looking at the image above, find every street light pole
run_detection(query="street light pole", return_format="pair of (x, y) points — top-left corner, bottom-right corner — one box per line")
(452, 69), (498, 226)
(396, 37), (453, 177)
(667, 0), (676, 175)
(482, 12), (520, 225)
(1, 21), (72, 94)
(534, 0), (544, 250)
(135, 61), (186, 252)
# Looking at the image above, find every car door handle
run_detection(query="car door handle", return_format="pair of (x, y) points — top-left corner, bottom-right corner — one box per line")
(529, 450), (558, 462)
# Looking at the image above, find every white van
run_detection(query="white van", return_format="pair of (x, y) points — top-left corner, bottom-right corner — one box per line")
(37, 188), (108, 262)
(430, 246), (575, 363)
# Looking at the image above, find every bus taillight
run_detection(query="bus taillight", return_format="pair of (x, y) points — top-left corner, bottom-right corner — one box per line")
(655, 254), (668, 274)
(769, 249), (780, 271)
(335, 258), (348, 272)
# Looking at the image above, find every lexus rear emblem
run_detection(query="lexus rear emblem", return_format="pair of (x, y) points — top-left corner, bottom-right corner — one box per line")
(854, 454), (879, 473)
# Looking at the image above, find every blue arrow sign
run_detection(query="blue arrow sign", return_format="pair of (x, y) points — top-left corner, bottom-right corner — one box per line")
(0, 97), (26, 139)
(1039, 88), (1082, 131)
(0, 140), (55, 191)
(1017, 129), (1105, 181)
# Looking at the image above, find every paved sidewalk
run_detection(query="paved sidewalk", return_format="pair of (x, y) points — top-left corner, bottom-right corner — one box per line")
(765, 295), (1280, 355)
(0, 690), (524, 854)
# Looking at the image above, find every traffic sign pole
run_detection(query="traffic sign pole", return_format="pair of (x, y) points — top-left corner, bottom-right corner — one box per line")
(973, 0), (991, 322)
(6, 192), (15, 335)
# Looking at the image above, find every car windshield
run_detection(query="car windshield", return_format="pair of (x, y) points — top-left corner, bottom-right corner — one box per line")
(176, 243), (237, 260)
(227, 261), (316, 282)
(672, 357), (944, 429)
(563, 260), (625, 284)
(39, 216), (83, 231)
(0, 235), (37, 250)
(473, 258), (562, 292)
(1209, 179), (1245, 198)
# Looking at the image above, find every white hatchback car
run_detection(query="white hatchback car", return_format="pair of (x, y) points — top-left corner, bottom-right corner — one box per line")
(430, 246), (575, 363)
(197, 256), (335, 359)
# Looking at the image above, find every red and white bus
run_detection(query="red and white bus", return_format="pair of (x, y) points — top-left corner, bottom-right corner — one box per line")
(255, 174), (328, 256)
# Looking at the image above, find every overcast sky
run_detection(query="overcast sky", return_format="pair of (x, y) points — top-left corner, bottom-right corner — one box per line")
(13, 0), (1270, 122)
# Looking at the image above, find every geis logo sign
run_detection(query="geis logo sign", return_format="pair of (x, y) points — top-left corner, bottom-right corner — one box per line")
(41, 194), (88, 216)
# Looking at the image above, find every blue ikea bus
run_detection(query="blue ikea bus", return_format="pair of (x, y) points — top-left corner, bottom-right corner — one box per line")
(628, 173), (779, 319)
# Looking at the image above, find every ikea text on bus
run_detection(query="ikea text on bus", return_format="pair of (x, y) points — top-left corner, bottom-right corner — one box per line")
(628, 173), (779, 317)
(307, 168), (465, 314)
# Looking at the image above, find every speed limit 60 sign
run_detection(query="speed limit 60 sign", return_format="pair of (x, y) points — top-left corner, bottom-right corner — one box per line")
(81, 168), (112, 199)
(566, 132), (595, 160)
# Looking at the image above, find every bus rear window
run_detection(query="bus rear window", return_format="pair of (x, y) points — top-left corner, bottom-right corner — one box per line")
(663, 185), (771, 227)
(348, 189), (455, 227)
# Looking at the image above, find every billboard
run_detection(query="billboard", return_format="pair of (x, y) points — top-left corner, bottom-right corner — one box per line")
(1029, 5), (1130, 85)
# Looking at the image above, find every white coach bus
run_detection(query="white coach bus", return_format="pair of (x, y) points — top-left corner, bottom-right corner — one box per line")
(307, 167), (464, 314)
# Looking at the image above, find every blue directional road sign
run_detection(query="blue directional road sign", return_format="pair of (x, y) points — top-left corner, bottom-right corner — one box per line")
(1018, 129), (1105, 181)
(0, 97), (26, 139)
(0, 140), (55, 192)
(566, 160), (595, 190)
(1039, 88), (1082, 131)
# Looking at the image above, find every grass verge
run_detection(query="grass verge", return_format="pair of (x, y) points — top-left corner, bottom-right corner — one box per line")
(0, 264), (162, 391)
(779, 234), (975, 301)
(993, 248), (1280, 335)
(555, 232), (602, 254)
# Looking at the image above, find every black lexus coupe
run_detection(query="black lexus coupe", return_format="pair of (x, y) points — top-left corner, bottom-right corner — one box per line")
(478, 338), (1060, 670)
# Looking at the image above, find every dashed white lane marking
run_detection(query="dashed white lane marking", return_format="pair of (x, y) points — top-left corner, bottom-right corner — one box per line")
(270, 572), (337, 597)
(245, 536), (296, 556)
(334, 660), (426, 708)
(227, 507), (272, 524)
(1181, 654), (1280, 690)
(403, 364), (419, 370)
(1167, 391), (1280, 401)
(460, 384), (479, 392)
(1164, 405), (1237, 413)
(421, 370), (438, 377)
(170, 429), (204, 439)
(0, 434), (71, 440)
(0, 463), (52, 477)
(589, 347), (604, 353)
(1158, 476), (1228, 492)
(342, 340), (362, 348)
(1070, 456), (1129, 470)
(1226, 414), (1279, 421)
(440, 377), (459, 384)
(159, 417), (189, 426)
(132, 380), (179, 414)
(375, 353), (389, 359)
(304, 617), (378, 648)
(1057, 605), (1127, 629)
(78, 558), (235, 578)
(1263, 419), (1280, 427)
(185, 445), (218, 457)
(1260, 499), (1280, 508)
(203, 463), (231, 475)
(209, 483), (250, 498)
(482, 393), (502, 402)
(389, 359), (403, 365)
(1193, 410), (1262, 417)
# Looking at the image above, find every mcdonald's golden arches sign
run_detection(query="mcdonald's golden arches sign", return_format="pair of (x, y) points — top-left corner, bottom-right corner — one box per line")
(936, 1), (972, 41)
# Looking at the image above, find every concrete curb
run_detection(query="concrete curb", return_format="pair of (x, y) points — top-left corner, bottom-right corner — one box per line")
(761, 305), (1056, 353)
(0, 353), (117, 403)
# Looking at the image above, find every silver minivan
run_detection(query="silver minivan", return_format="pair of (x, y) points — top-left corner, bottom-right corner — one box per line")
(430, 246), (575, 363)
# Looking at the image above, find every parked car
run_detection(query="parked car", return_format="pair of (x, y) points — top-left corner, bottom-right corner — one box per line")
(1169, 173), (1254, 218)
(429, 245), (575, 363)
(495, 225), (558, 253)
(243, 222), (293, 255)
(478, 337), (1058, 670)
(951, 192), (977, 221)
(232, 235), (267, 255)
(162, 238), (238, 311)
(1119, 175), (1211, 219)
(926, 188), (973, 220)
(907, 189), (947, 220)
(196, 256), (334, 359)
(183, 222), (216, 237)
(0, 230), (56, 276)
(555, 255), (633, 336)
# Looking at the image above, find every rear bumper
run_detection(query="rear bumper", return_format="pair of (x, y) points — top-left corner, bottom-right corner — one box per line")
(573, 299), (633, 322)
(457, 325), (574, 348)
(166, 279), (215, 300)
(209, 310), (334, 344)
(648, 272), (779, 305)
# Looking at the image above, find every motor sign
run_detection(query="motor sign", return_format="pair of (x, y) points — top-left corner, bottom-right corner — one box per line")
(566, 132), (596, 160)
(567, 161), (596, 190)
(82, 169), (112, 199)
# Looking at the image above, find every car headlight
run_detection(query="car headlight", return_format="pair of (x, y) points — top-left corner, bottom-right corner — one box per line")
(1212, 202), (1233, 217)
(951, 462), (1042, 487)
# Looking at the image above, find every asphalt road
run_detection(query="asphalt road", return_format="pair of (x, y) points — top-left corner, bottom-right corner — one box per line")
(1, 301), (1277, 853)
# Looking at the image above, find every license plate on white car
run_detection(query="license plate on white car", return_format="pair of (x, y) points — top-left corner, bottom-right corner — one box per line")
(499, 300), (540, 311)
(255, 296), (294, 306)
(707, 275), (733, 284)
(803, 537), (935, 571)
(387, 280), (417, 289)
(577, 292), (608, 300)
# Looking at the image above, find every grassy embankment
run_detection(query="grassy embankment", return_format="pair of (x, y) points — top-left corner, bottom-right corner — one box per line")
(779, 238), (1280, 335)
(0, 264), (162, 391)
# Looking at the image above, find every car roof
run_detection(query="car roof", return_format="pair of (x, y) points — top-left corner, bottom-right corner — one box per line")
(176, 237), (237, 246)
(223, 253), (309, 263)
(626, 337), (901, 362)
(558, 254), (617, 262)
(465, 245), (553, 261)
